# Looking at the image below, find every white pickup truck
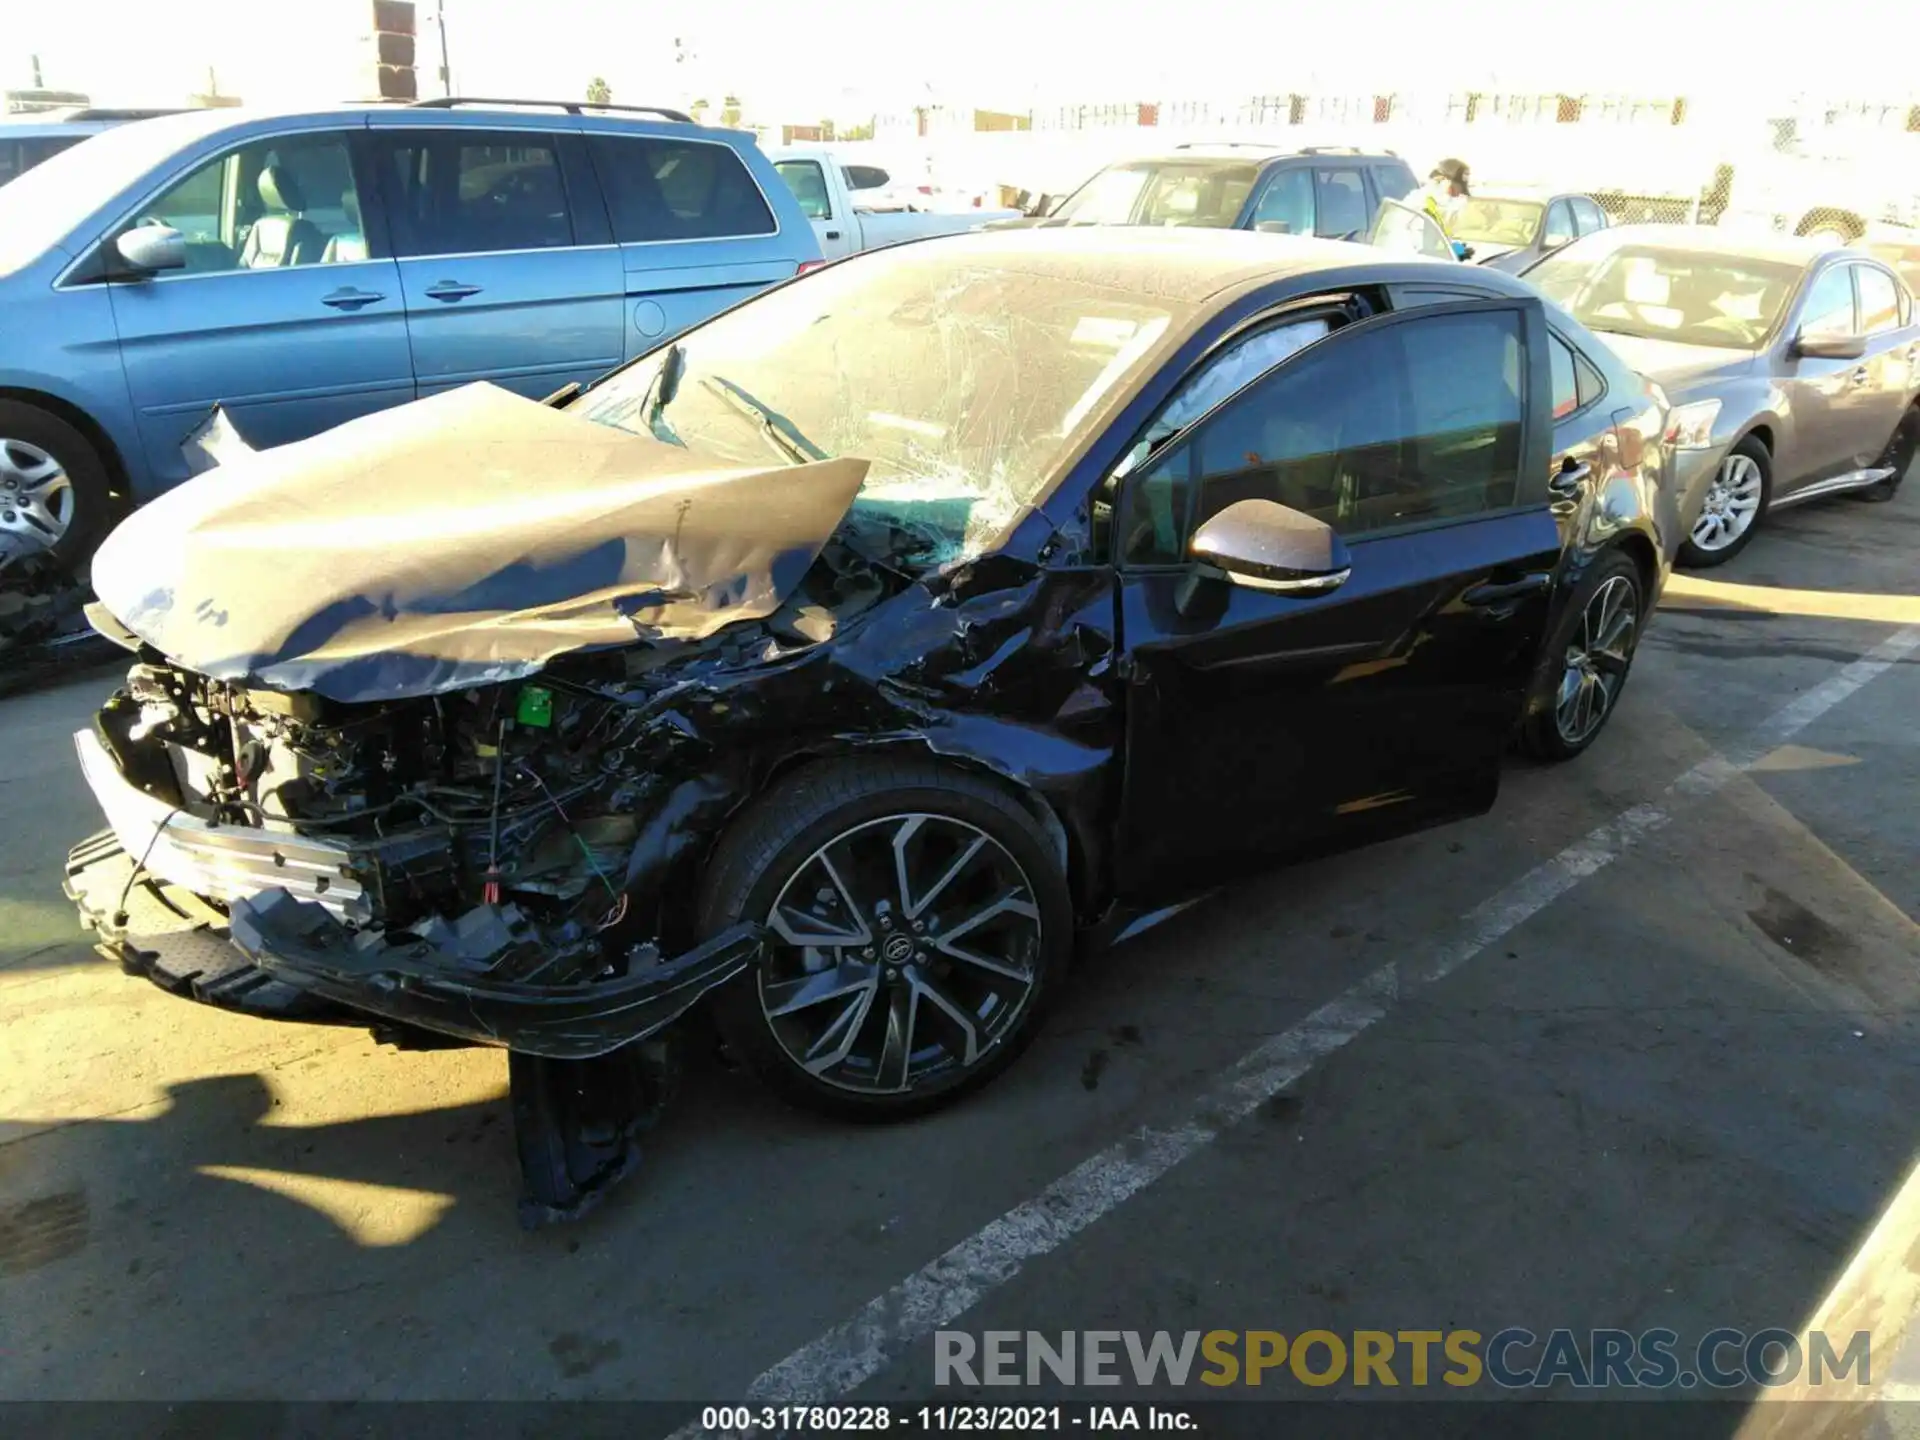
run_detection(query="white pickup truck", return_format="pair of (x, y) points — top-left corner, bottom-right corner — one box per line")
(766, 147), (1023, 262)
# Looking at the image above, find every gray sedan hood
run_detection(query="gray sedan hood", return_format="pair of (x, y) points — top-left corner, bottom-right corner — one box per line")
(1591, 333), (1761, 390)
(91, 383), (870, 703)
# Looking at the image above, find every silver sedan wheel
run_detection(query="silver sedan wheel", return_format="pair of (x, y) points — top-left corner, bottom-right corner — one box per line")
(758, 813), (1044, 1096)
(1555, 574), (1639, 747)
(0, 438), (75, 550)
(1690, 451), (1763, 552)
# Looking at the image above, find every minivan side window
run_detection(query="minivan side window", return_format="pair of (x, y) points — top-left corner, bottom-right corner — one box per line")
(775, 159), (832, 221)
(1250, 168), (1315, 235)
(134, 132), (364, 273)
(1372, 165), (1416, 203)
(1313, 168), (1368, 238)
(380, 131), (574, 257)
(1120, 309), (1525, 560)
(589, 136), (777, 243)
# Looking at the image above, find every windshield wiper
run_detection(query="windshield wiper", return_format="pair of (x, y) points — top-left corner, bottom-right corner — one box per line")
(701, 375), (829, 466)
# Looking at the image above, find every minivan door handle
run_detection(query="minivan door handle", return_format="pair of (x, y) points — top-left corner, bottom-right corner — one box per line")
(320, 287), (385, 311)
(424, 281), (483, 302)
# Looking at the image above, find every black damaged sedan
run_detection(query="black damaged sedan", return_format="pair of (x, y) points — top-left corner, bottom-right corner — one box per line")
(64, 229), (1680, 1223)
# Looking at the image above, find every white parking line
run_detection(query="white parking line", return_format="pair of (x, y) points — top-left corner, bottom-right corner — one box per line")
(676, 622), (1920, 1426)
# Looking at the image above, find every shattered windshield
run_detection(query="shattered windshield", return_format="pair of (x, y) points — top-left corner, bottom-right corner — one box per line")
(574, 246), (1186, 566)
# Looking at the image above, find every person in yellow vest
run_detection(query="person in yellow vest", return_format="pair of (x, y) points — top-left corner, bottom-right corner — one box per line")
(1419, 158), (1473, 259)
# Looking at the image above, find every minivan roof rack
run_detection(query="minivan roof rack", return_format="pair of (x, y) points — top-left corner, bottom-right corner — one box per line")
(409, 96), (694, 123)
(1172, 140), (1282, 151)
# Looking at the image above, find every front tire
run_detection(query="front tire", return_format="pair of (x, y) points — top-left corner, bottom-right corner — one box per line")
(1678, 435), (1770, 568)
(1521, 550), (1645, 762)
(0, 402), (114, 571)
(700, 758), (1072, 1121)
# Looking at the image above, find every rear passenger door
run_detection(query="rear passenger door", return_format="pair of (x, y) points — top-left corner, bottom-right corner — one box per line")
(584, 131), (803, 359)
(370, 125), (625, 399)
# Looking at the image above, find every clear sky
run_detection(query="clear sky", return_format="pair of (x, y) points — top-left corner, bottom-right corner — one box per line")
(4, 0), (1916, 119)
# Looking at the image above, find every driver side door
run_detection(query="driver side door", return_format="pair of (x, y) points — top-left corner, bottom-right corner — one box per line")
(1113, 297), (1564, 904)
(104, 128), (413, 491)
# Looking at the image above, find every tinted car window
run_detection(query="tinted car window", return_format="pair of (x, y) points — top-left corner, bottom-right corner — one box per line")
(1371, 164), (1416, 203)
(590, 136), (776, 242)
(382, 131), (574, 256)
(1857, 265), (1901, 334)
(775, 158), (831, 220)
(1, 134), (86, 185)
(844, 164), (890, 192)
(1798, 264), (1856, 341)
(1550, 334), (1579, 418)
(139, 132), (363, 273)
(1544, 201), (1576, 248)
(1314, 168), (1368, 237)
(1125, 309), (1525, 553)
(1572, 197), (1606, 235)
(1250, 167), (1314, 235)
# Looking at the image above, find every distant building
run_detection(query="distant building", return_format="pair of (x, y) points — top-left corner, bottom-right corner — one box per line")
(5, 89), (91, 114)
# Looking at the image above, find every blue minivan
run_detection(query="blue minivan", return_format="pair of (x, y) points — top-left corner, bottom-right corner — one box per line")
(0, 98), (822, 565)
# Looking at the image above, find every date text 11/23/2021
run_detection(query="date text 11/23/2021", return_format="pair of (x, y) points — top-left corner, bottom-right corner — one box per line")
(699, 1405), (1197, 1433)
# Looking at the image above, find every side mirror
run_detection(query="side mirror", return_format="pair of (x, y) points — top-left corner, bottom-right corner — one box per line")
(1188, 499), (1352, 595)
(115, 224), (186, 274)
(1791, 330), (1868, 361)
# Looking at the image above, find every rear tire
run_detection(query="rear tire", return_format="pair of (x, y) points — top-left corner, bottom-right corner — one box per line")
(700, 758), (1072, 1121)
(1520, 550), (1645, 763)
(0, 401), (114, 571)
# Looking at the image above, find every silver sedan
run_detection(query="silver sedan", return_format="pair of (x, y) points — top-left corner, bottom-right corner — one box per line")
(1526, 225), (1920, 566)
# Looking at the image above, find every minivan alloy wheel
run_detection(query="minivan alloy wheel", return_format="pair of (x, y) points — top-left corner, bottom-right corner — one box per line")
(0, 438), (74, 550)
(758, 812), (1044, 1095)
(1690, 451), (1764, 552)
(1555, 573), (1638, 747)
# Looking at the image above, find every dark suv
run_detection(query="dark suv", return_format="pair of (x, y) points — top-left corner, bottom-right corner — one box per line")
(987, 143), (1418, 241)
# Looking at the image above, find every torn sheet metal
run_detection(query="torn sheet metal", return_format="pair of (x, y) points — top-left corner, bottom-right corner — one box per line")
(179, 403), (259, 477)
(227, 888), (767, 1060)
(91, 383), (870, 702)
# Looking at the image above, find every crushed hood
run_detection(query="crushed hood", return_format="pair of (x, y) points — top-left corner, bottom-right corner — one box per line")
(92, 383), (870, 703)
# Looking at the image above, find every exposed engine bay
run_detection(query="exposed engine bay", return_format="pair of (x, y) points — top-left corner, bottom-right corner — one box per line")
(68, 523), (919, 1225)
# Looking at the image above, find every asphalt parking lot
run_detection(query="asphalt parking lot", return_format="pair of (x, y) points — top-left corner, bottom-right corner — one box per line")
(2, 485), (1917, 1431)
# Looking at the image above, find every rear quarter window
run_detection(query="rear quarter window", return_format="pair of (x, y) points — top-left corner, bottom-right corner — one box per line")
(589, 135), (777, 243)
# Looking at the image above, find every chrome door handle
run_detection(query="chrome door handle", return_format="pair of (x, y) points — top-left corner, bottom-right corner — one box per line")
(425, 281), (482, 302)
(1850, 366), (1871, 386)
(1548, 461), (1592, 498)
(320, 287), (385, 310)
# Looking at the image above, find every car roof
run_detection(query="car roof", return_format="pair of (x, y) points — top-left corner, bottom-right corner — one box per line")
(914, 226), (1490, 303)
(1583, 223), (1834, 265)
(1124, 144), (1403, 168)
